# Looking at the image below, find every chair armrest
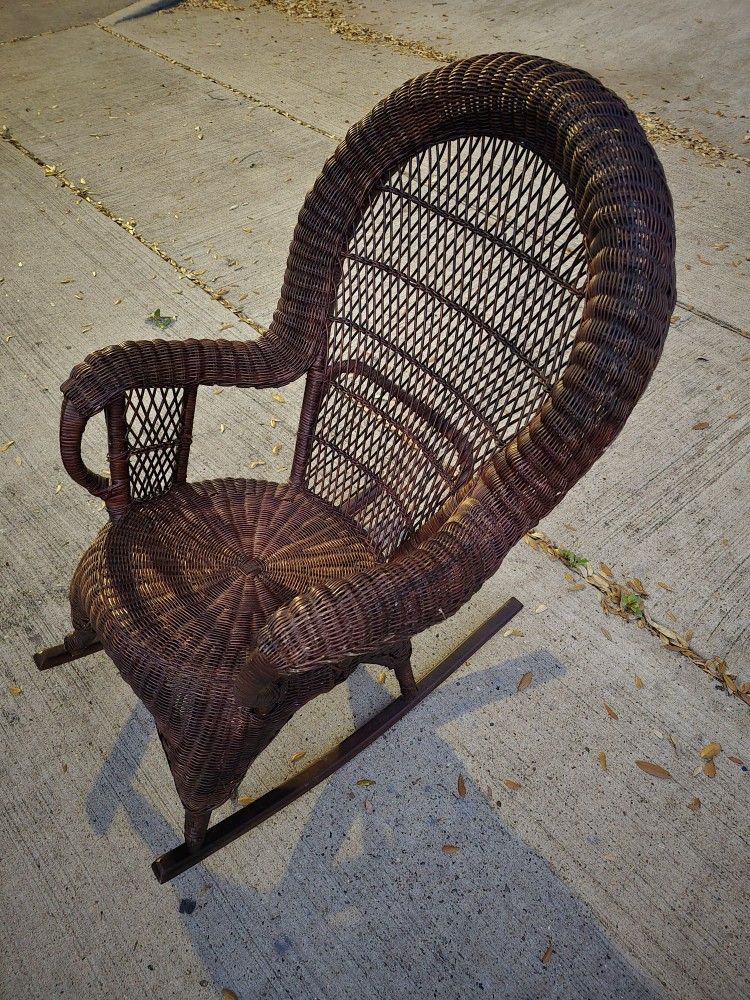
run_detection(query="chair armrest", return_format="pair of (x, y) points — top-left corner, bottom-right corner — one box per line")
(60, 335), (309, 517)
(235, 459), (533, 709)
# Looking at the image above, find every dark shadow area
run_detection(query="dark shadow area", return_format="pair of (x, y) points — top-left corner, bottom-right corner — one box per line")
(87, 651), (663, 1000)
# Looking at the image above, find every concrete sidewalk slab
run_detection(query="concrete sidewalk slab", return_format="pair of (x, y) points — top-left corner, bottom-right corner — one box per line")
(1, 4), (749, 1000)
(0, 24), (333, 326)
(0, 0), (121, 42)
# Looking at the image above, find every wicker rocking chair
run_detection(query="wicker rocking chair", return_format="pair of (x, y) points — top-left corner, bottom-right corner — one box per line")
(35, 53), (675, 881)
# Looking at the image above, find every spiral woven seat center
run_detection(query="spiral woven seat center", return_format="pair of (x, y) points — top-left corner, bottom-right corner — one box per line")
(78, 478), (378, 668)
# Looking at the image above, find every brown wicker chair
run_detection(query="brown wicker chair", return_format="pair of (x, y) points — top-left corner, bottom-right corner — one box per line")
(35, 53), (675, 881)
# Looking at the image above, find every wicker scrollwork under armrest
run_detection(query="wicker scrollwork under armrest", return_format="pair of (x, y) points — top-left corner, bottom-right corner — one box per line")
(60, 334), (311, 518)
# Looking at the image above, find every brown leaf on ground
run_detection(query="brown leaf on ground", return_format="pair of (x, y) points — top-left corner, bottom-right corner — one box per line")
(598, 752), (607, 770)
(600, 562), (614, 578)
(457, 775), (466, 798)
(635, 760), (673, 779)
(541, 942), (554, 964)
(692, 421), (710, 430)
(699, 742), (721, 760)
(504, 779), (522, 790)
(8, 686), (22, 695)
(442, 844), (460, 854)
(687, 798), (701, 811)
(289, 751), (306, 764)
(657, 581), (673, 591)
(634, 675), (644, 689)
(237, 795), (254, 806)
(728, 756), (746, 767)
(517, 671), (533, 692)
(703, 760), (717, 778)
(221, 990), (238, 1000)
(604, 703), (619, 720)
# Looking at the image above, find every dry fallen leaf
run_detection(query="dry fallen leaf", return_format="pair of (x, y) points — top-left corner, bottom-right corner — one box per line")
(687, 798), (701, 811)
(457, 774), (466, 798)
(534, 603), (547, 613)
(598, 751), (607, 770)
(600, 562), (614, 578)
(219, 423), (226, 433)
(634, 675), (644, 689)
(442, 844), (460, 854)
(504, 779), (522, 790)
(703, 760), (716, 778)
(568, 582), (586, 592)
(657, 581), (673, 592)
(289, 751), (306, 764)
(699, 742), (721, 760)
(376, 670), (386, 684)
(271, 443), (282, 455)
(221, 990), (238, 1000)
(237, 795), (254, 806)
(356, 778), (376, 787)
(517, 671), (533, 692)
(0, 439), (15, 452)
(247, 459), (265, 469)
(272, 391), (285, 403)
(503, 627), (525, 637)
(8, 685), (22, 695)
(604, 703), (619, 720)
(692, 421), (710, 430)
(728, 756), (746, 767)
(635, 760), (673, 780)
(541, 942), (554, 965)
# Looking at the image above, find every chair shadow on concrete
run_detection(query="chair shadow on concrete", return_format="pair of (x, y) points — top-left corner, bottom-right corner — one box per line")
(86, 651), (663, 1000)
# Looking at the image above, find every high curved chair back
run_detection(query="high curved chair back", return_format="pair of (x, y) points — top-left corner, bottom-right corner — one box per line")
(273, 54), (675, 559)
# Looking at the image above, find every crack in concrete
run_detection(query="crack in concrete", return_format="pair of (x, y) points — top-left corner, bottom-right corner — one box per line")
(676, 300), (749, 339)
(99, 21), (342, 141)
(524, 529), (749, 707)
(1, 126), (268, 337)
(0, 22), (98, 46)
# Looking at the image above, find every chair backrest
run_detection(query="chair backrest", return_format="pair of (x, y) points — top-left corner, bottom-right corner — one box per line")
(273, 54), (675, 560)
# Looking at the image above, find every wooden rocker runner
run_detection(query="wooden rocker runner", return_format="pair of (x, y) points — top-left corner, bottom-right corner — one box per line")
(34, 53), (675, 882)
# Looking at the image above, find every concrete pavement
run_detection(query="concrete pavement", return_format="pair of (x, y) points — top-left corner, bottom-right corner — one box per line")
(1, 3), (748, 999)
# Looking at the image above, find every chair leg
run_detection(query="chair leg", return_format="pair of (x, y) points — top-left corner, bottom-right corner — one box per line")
(184, 808), (212, 853)
(371, 640), (417, 698)
(33, 626), (103, 670)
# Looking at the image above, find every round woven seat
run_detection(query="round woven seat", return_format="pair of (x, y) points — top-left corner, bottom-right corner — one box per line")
(78, 478), (378, 663)
(72, 478), (378, 813)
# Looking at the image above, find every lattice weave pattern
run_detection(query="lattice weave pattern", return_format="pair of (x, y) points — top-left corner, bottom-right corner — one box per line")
(123, 386), (192, 502)
(305, 136), (587, 557)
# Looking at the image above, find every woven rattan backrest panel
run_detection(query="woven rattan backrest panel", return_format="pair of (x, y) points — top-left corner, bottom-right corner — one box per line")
(303, 135), (588, 558)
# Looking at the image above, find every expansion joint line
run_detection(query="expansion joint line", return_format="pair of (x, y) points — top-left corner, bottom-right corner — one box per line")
(523, 529), (749, 706)
(99, 22), (342, 142)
